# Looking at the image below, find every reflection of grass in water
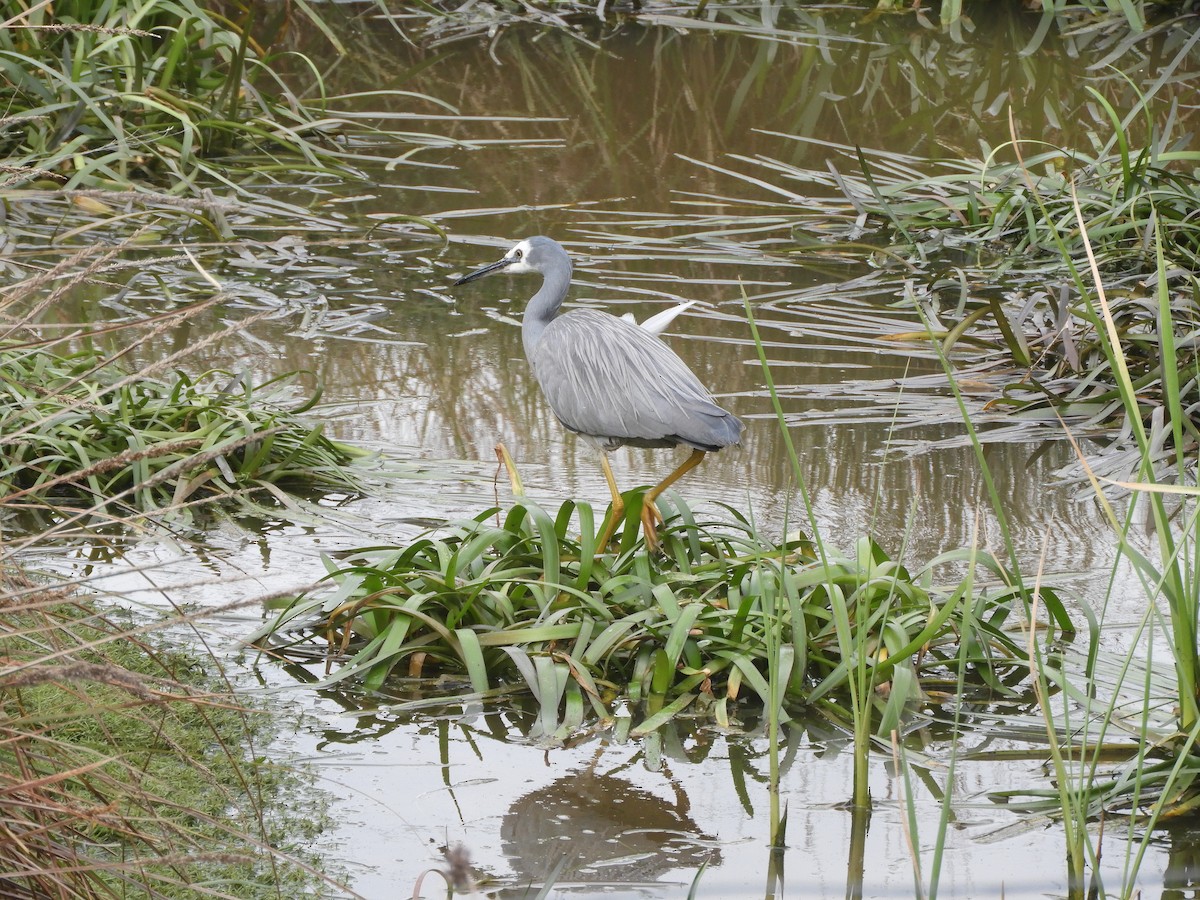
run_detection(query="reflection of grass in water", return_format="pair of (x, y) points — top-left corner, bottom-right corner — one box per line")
(378, 3), (1200, 210)
(0, 569), (334, 898)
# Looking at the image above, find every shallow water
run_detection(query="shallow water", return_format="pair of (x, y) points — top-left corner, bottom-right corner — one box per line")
(16, 4), (1200, 897)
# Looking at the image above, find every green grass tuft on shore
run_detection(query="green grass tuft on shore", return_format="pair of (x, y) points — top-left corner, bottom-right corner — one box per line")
(0, 568), (334, 898)
(0, 340), (369, 523)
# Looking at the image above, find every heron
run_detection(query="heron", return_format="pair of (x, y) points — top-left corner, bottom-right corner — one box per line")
(454, 236), (744, 550)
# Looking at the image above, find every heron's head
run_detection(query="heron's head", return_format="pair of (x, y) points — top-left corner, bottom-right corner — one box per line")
(454, 236), (570, 285)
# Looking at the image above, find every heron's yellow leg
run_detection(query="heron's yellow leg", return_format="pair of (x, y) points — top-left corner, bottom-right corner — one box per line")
(641, 449), (707, 551)
(595, 453), (625, 548)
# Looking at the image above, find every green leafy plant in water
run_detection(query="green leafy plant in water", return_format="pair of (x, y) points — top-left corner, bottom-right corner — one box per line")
(1042, 204), (1200, 895)
(251, 494), (1066, 741)
(0, 341), (368, 520)
(973, 165), (1200, 876)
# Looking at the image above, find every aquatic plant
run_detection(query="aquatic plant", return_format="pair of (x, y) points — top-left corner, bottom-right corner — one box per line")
(881, 133), (1200, 471)
(0, 338), (367, 521)
(251, 493), (1068, 739)
(893, 194), (1200, 897)
(0, 0), (455, 236)
(667, 91), (1200, 481)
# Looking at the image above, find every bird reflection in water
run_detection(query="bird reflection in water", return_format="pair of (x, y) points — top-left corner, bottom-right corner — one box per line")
(497, 762), (720, 893)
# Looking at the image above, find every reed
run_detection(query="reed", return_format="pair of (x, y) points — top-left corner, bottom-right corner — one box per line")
(890, 134), (1200, 897)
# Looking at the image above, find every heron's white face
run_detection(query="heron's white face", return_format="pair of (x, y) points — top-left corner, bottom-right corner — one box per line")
(503, 239), (537, 274)
(453, 235), (568, 288)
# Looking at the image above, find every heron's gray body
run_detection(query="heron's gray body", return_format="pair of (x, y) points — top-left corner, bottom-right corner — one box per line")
(457, 235), (743, 455)
(533, 308), (741, 452)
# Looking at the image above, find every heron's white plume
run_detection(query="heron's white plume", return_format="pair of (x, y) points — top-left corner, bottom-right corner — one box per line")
(620, 301), (697, 336)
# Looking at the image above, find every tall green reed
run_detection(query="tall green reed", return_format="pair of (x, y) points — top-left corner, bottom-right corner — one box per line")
(896, 117), (1199, 894)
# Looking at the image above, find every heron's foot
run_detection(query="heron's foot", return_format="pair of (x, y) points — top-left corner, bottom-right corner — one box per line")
(640, 497), (664, 552)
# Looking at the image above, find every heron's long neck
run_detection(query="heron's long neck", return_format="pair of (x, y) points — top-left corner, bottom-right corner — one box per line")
(522, 263), (571, 358)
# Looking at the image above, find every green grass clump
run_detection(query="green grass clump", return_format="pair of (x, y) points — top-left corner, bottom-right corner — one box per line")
(0, 569), (331, 898)
(854, 137), (1200, 453)
(852, 142), (1200, 280)
(252, 496), (1070, 739)
(0, 0), (444, 212)
(4, 1), (310, 190)
(0, 341), (367, 520)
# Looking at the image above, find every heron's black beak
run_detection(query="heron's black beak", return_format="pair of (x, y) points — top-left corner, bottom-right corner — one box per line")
(454, 255), (513, 286)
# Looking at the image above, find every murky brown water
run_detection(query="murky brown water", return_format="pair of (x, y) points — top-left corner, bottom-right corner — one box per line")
(23, 5), (1200, 897)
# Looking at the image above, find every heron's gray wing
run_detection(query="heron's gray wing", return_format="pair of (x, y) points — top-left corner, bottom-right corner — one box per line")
(529, 309), (740, 449)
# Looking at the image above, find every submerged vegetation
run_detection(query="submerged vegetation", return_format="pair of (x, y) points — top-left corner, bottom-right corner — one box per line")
(664, 14), (1200, 483)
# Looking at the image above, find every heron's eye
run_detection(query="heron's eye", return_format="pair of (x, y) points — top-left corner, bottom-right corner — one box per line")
(514, 249), (524, 259)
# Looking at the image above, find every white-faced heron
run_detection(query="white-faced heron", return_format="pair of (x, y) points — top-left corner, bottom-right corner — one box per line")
(455, 236), (744, 550)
